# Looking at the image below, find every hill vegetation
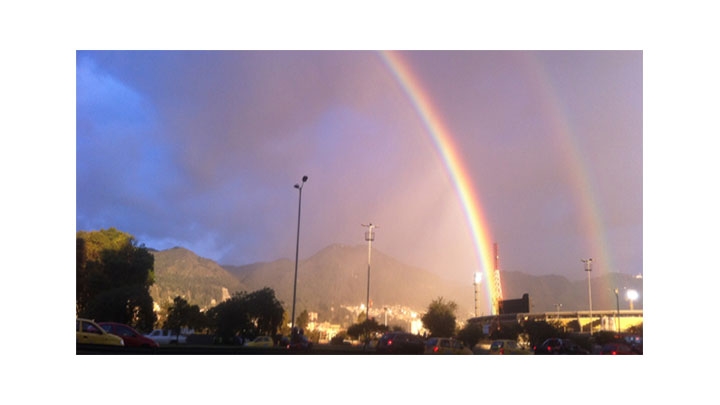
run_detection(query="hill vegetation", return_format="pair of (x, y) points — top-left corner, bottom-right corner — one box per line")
(149, 243), (643, 325)
(149, 247), (247, 312)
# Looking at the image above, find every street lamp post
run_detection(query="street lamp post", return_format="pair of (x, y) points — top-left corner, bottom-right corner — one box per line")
(291, 175), (308, 333)
(362, 223), (377, 324)
(582, 258), (593, 334)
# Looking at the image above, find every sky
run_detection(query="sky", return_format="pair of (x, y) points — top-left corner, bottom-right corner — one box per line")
(76, 50), (643, 286)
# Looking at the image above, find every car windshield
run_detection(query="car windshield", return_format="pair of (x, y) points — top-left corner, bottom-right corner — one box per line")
(81, 321), (96, 332)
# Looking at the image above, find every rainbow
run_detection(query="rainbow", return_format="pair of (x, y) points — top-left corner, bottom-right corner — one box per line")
(380, 51), (617, 313)
(379, 51), (497, 313)
(518, 53), (615, 283)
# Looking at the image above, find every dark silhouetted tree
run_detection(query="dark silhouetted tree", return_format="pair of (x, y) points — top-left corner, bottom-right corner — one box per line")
(207, 288), (284, 342)
(245, 287), (285, 336)
(76, 228), (156, 331)
(521, 320), (564, 347)
(346, 318), (387, 341)
(490, 321), (523, 340)
(165, 296), (204, 341)
(457, 321), (485, 348)
(296, 309), (310, 332)
(421, 297), (457, 337)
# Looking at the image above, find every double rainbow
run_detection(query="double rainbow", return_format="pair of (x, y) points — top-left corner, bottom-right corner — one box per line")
(380, 51), (617, 314)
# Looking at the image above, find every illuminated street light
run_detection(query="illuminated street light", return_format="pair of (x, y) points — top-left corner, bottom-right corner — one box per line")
(582, 258), (593, 334)
(290, 175), (308, 333)
(626, 289), (639, 310)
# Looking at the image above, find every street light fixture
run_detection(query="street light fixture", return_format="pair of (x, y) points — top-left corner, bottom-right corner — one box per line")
(582, 258), (593, 334)
(290, 175), (308, 333)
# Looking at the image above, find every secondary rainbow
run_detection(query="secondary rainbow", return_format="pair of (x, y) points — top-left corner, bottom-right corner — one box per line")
(379, 51), (497, 313)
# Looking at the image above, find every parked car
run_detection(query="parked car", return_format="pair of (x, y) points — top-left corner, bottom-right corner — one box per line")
(246, 336), (275, 348)
(376, 332), (425, 354)
(76, 318), (124, 347)
(424, 337), (473, 355)
(489, 339), (533, 355)
(145, 329), (188, 345)
(600, 342), (635, 355)
(98, 322), (159, 349)
(534, 338), (589, 355)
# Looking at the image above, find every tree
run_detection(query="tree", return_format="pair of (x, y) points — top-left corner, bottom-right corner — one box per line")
(76, 228), (156, 331)
(296, 309), (310, 332)
(207, 292), (251, 342)
(521, 320), (565, 347)
(457, 321), (485, 348)
(421, 297), (457, 337)
(165, 296), (204, 341)
(346, 318), (387, 341)
(206, 288), (285, 343)
(244, 287), (285, 336)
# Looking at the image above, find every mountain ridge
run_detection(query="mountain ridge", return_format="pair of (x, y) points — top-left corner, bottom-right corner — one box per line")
(150, 243), (643, 324)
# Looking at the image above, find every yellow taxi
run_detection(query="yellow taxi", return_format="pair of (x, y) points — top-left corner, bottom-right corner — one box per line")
(76, 318), (124, 346)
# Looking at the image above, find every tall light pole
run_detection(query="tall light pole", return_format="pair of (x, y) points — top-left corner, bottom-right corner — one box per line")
(291, 175), (308, 333)
(362, 223), (377, 323)
(582, 258), (593, 334)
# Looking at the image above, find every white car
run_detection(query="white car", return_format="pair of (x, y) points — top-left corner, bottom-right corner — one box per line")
(145, 329), (188, 345)
(245, 336), (275, 348)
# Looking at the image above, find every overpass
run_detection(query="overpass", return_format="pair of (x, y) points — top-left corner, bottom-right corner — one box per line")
(467, 309), (643, 334)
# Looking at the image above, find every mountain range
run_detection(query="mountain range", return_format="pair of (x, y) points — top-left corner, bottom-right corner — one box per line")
(149, 244), (643, 324)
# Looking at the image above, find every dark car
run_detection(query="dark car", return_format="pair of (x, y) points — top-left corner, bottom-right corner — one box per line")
(600, 342), (635, 355)
(534, 338), (589, 355)
(98, 322), (159, 349)
(376, 332), (425, 354)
